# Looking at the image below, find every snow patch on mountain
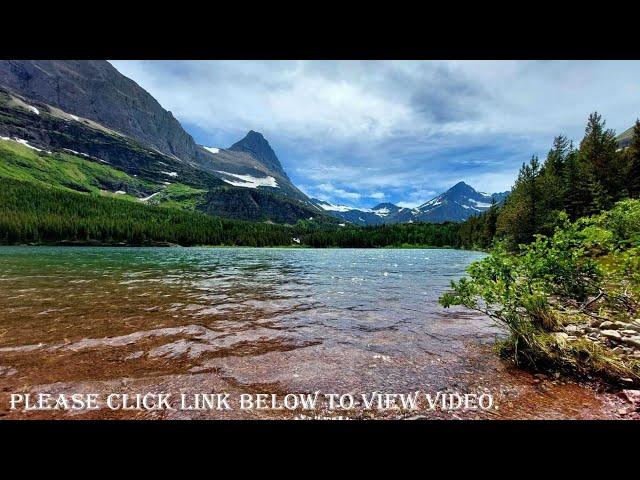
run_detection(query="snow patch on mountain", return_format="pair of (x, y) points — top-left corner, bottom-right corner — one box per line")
(215, 170), (278, 189)
(469, 198), (492, 208)
(1, 136), (46, 152)
(140, 191), (162, 202)
(373, 207), (390, 216)
(317, 202), (360, 213)
(203, 146), (220, 154)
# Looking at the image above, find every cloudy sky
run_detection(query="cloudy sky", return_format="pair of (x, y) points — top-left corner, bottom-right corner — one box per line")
(110, 61), (640, 208)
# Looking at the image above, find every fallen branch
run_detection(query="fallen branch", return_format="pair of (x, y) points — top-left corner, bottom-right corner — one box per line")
(580, 289), (604, 312)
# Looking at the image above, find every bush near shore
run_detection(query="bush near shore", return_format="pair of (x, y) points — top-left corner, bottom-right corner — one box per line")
(442, 113), (640, 387)
(442, 194), (640, 386)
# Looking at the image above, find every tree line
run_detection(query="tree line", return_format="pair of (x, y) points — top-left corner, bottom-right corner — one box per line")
(458, 114), (640, 249)
(0, 178), (298, 246)
(0, 177), (462, 247)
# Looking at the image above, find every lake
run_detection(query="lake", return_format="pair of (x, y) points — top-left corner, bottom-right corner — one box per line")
(0, 247), (621, 419)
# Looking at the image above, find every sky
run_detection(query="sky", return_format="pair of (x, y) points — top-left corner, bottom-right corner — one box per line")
(110, 60), (640, 209)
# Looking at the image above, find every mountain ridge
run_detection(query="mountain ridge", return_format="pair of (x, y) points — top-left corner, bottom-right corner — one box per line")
(0, 60), (198, 161)
(0, 60), (325, 224)
(313, 181), (509, 225)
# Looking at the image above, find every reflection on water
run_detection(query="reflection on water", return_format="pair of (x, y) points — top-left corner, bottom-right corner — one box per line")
(0, 247), (621, 419)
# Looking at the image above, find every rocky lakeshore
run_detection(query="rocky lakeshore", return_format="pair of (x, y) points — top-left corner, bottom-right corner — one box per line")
(554, 317), (640, 417)
(560, 318), (640, 361)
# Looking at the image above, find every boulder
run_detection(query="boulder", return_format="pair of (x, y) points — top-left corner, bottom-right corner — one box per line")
(622, 336), (640, 349)
(590, 318), (604, 328)
(601, 330), (622, 341)
(620, 329), (638, 336)
(552, 332), (570, 344)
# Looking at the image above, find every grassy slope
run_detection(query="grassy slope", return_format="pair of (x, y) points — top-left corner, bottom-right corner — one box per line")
(0, 90), (329, 225)
(0, 138), (205, 210)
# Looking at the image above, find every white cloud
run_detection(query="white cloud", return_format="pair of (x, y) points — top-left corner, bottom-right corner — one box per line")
(315, 183), (361, 201)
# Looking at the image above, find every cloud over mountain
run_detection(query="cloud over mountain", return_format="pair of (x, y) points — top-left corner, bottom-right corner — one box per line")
(110, 60), (640, 208)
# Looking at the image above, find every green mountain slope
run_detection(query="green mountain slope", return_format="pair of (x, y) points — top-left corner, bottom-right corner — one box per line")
(0, 88), (329, 224)
(0, 60), (318, 215)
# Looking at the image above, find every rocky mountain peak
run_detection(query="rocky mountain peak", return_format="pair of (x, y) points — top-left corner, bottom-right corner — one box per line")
(229, 130), (286, 176)
(447, 181), (475, 195)
(373, 203), (400, 211)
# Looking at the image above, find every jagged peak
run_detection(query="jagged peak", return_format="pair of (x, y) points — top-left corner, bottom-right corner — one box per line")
(228, 130), (285, 176)
(372, 202), (399, 210)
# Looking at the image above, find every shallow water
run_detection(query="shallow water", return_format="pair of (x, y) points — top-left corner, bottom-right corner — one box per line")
(0, 247), (622, 419)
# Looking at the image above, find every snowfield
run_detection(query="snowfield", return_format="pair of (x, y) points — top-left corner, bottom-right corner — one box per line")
(317, 201), (373, 213)
(469, 198), (492, 208)
(374, 207), (390, 217)
(140, 192), (162, 202)
(203, 146), (220, 154)
(215, 170), (278, 189)
(1, 136), (45, 152)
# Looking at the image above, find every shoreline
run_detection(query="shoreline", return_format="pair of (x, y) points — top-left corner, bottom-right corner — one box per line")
(0, 243), (485, 253)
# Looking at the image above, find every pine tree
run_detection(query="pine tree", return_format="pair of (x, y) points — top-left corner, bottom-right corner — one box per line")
(537, 136), (572, 231)
(626, 119), (640, 198)
(496, 156), (540, 246)
(482, 198), (499, 246)
(578, 112), (625, 207)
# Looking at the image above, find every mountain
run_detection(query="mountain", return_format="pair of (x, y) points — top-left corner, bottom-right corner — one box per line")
(0, 60), (197, 161)
(228, 130), (288, 177)
(310, 199), (404, 225)
(314, 182), (508, 225)
(195, 132), (311, 203)
(413, 181), (508, 223)
(0, 60), (325, 224)
(617, 125), (634, 149)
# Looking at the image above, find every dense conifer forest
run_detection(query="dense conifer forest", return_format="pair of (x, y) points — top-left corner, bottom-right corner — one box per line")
(0, 177), (461, 248)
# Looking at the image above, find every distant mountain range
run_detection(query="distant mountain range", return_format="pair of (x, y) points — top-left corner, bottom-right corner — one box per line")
(312, 182), (509, 225)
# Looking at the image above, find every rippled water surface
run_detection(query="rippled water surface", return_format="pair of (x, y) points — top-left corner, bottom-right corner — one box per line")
(0, 247), (621, 419)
